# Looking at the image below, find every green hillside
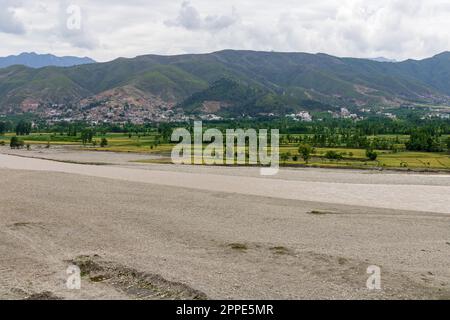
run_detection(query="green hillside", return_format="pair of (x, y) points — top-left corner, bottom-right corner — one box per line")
(1, 50), (450, 116)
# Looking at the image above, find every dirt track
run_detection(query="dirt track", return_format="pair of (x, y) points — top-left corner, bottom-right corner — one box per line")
(0, 150), (449, 299)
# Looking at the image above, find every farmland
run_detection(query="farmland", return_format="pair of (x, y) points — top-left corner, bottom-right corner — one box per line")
(1, 131), (450, 171)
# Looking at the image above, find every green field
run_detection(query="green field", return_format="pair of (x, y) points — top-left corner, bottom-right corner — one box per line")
(1, 133), (450, 171)
(135, 145), (450, 171)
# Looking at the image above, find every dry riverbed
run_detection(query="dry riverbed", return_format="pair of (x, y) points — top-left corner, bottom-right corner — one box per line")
(0, 147), (449, 300)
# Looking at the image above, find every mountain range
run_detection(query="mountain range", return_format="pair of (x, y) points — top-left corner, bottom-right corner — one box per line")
(0, 52), (95, 69)
(1, 50), (450, 118)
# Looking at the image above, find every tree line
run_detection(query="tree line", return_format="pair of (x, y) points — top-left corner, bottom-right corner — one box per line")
(2, 116), (450, 153)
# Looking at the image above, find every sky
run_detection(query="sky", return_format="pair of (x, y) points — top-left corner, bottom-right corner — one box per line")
(1, 0), (450, 62)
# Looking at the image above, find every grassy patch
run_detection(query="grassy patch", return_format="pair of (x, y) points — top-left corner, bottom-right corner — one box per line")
(308, 210), (339, 215)
(270, 246), (291, 255)
(228, 243), (248, 251)
(378, 152), (450, 169)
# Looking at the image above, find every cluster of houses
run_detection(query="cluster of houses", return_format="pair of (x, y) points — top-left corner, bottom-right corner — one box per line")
(333, 108), (359, 119)
(33, 102), (193, 124)
(4, 100), (450, 124)
(286, 111), (313, 122)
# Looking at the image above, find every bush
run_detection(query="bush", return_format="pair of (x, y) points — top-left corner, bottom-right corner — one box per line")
(100, 138), (108, 147)
(324, 150), (343, 160)
(0, 140), (5, 146)
(366, 149), (378, 161)
(298, 143), (314, 164)
(10, 136), (24, 149)
(280, 153), (289, 162)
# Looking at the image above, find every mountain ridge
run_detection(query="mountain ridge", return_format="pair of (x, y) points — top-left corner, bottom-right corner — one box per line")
(1, 50), (450, 119)
(0, 52), (96, 69)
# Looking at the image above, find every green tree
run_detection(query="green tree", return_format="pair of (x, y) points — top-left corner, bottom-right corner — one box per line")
(0, 121), (7, 135)
(406, 130), (442, 152)
(81, 129), (94, 145)
(298, 143), (314, 164)
(15, 121), (32, 136)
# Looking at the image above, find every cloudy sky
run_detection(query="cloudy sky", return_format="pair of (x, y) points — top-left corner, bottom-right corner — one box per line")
(1, 0), (450, 62)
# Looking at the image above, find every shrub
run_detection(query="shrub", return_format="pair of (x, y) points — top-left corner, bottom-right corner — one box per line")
(100, 138), (108, 147)
(366, 149), (378, 161)
(10, 136), (24, 149)
(298, 144), (314, 164)
(324, 150), (343, 160)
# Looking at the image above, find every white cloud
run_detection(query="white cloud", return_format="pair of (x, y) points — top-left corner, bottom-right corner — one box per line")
(165, 1), (238, 32)
(0, 0), (450, 62)
(0, 2), (26, 35)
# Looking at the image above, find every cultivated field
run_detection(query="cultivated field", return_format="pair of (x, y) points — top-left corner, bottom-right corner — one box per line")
(1, 132), (450, 171)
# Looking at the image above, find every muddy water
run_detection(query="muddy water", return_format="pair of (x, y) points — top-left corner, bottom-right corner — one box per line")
(0, 153), (449, 214)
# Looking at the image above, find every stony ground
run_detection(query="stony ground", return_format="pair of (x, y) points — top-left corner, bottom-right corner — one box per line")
(0, 149), (449, 300)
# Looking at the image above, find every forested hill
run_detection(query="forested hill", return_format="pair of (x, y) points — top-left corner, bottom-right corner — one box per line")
(1, 50), (450, 116)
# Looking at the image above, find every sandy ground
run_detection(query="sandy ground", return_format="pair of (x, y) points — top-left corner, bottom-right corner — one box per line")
(0, 147), (449, 300)
(0, 145), (157, 165)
